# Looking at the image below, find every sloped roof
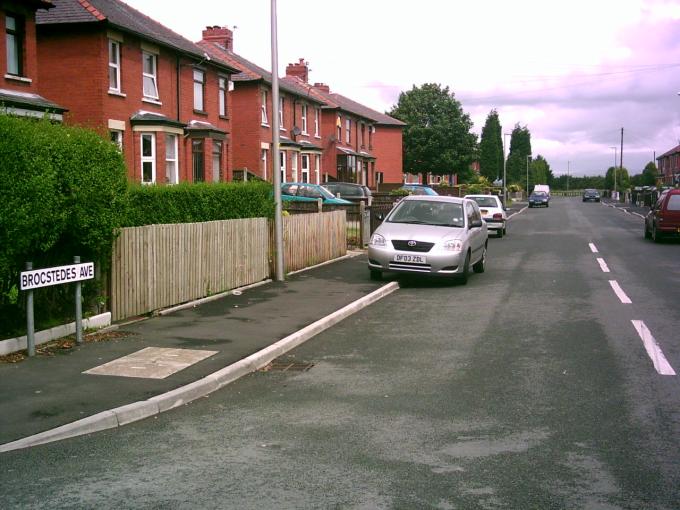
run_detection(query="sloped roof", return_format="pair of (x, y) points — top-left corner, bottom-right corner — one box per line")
(657, 144), (680, 159)
(0, 88), (66, 113)
(198, 41), (326, 105)
(36, 0), (237, 73)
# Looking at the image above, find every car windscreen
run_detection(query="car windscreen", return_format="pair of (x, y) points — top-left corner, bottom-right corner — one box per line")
(668, 195), (680, 211)
(468, 197), (498, 207)
(531, 192), (547, 197)
(387, 201), (464, 227)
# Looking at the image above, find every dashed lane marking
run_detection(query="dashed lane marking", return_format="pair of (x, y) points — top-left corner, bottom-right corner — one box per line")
(589, 243), (599, 253)
(597, 258), (610, 273)
(632, 320), (676, 376)
(609, 280), (632, 304)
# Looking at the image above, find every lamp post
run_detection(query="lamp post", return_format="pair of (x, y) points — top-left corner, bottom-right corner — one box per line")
(609, 146), (618, 200)
(526, 154), (531, 198)
(270, 0), (284, 281)
(503, 133), (510, 205)
(567, 160), (570, 192)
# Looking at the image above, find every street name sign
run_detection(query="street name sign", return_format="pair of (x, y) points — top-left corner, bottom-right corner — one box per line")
(20, 262), (94, 291)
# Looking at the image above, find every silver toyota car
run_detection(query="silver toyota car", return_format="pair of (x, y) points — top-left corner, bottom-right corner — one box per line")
(368, 195), (488, 284)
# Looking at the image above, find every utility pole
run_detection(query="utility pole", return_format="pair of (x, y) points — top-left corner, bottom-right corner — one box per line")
(567, 161), (570, 192)
(620, 127), (624, 170)
(271, 0), (284, 281)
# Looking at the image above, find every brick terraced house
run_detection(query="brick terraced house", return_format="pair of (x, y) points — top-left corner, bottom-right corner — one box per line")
(656, 144), (680, 187)
(35, 0), (239, 184)
(1, 0), (65, 120)
(199, 28), (327, 184)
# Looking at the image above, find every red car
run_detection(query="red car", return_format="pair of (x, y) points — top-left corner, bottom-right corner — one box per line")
(645, 189), (680, 242)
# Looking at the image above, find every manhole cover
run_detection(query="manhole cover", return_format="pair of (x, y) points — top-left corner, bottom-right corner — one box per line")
(261, 358), (314, 372)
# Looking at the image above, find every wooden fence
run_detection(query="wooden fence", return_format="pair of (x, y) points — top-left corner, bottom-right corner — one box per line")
(110, 212), (346, 321)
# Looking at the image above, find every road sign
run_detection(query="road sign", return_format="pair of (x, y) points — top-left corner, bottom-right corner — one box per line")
(20, 262), (94, 291)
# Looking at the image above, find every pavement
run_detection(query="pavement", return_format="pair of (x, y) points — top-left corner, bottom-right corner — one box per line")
(601, 198), (650, 219)
(0, 253), (398, 452)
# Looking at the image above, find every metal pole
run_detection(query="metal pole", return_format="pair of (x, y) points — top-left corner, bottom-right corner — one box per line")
(567, 161), (570, 192)
(526, 155), (531, 197)
(271, 0), (284, 281)
(26, 262), (35, 357)
(503, 133), (509, 205)
(74, 256), (83, 345)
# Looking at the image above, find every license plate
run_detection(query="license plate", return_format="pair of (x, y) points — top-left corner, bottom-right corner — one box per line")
(394, 254), (427, 264)
(480, 209), (488, 214)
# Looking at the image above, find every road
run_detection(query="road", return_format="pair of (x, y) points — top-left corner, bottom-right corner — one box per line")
(3, 197), (680, 509)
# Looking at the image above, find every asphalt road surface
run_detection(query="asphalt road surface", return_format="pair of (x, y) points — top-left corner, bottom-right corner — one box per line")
(3, 197), (680, 509)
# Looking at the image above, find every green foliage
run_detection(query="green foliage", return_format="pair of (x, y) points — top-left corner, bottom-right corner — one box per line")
(552, 174), (605, 190)
(389, 188), (410, 196)
(529, 155), (552, 190)
(505, 124), (532, 185)
(479, 109), (503, 182)
(641, 161), (658, 186)
(389, 83), (477, 184)
(604, 166), (630, 191)
(124, 181), (275, 226)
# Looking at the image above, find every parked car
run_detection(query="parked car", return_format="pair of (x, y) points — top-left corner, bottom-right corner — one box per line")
(528, 191), (550, 208)
(323, 182), (372, 204)
(582, 189), (601, 202)
(367, 195), (488, 284)
(644, 188), (680, 242)
(398, 184), (439, 196)
(281, 183), (351, 205)
(464, 194), (507, 237)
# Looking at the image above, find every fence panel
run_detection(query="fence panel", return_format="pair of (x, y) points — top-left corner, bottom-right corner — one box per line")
(110, 218), (270, 321)
(282, 210), (347, 273)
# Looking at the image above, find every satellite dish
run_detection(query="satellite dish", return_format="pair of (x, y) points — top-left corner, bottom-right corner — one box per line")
(291, 126), (301, 136)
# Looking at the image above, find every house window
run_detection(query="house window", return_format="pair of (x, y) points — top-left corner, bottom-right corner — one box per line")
(193, 69), (205, 111)
(261, 148), (268, 180)
(337, 115), (342, 141)
(301, 154), (310, 183)
(142, 51), (159, 99)
(212, 140), (222, 182)
(218, 76), (228, 116)
(110, 130), (123, 151)
(314, 108), (320, 137)
(108, 39), (121, 92)
(301, 104), (308, 134)
(279, 96), (284, 128)
(5, 14), (23, 76)
(376, 171), (384, 184)
(141, 133), (155, 184)
(165, 134), (178, 184)
(291, 152), (298, 182)
(369, 125), (374, 148)
(261, 90), (268, 125)
(345, 118), (351, 144)
(360, 123), (365, 147)
(314, 155), (321, 184)
(280, 150), (287, 183)
(192, 139), (204, 182)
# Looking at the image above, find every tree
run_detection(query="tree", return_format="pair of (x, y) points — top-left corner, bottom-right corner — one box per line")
(604, 166), (630, 191)
(530, 155), (551, 190)
(641, 161), (658, 186)
(478, 109), (503, 182)
(389, 83), (477, 184)
(505, 124), (532, 185)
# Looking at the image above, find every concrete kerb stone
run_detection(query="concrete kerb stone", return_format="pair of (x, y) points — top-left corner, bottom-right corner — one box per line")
(0, 281), (400, 453)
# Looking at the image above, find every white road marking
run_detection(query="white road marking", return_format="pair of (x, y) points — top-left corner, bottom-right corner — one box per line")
(596, 258), (610, 273)
(589, 243), (598, 253)
(609, 280), (632, 304)
(631, 320), (676, 376)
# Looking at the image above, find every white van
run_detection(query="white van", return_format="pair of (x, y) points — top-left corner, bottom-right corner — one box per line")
(533, 184), (550, 196)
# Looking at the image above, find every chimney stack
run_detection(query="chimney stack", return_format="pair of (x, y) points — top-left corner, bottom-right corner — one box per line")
(313, 82), (330, 93)
(202, 26), (233, 51)
(285, 58), (309, 83)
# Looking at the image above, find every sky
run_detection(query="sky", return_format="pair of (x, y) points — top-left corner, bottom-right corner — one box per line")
(124, 0), (680, 177)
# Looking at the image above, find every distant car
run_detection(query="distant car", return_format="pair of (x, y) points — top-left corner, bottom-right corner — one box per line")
(528, 191), (550, 208)
(398, 184), (439, 196)
(464, 194), (507, 237)
(582, 189), (601, 202)
(323, 182), (372, 204)
(644, 188), (680, 242)
(533, 184), (551, 196)
(367, 195), (488, 284)
(281, 183), (351, 205)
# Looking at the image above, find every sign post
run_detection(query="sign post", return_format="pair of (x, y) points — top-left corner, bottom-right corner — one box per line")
(20, 259), (95, 356)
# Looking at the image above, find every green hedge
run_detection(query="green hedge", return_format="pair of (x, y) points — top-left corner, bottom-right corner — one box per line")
(124, 181), (274, 226)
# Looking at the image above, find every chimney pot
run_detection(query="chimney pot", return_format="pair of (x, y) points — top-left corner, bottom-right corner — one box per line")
(202, 25), (233, 51)
(285, 58), (310, 83)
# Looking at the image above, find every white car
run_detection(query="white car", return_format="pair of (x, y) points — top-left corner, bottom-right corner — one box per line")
(368, 195), (488, 284)
(464, 194), (507, 238)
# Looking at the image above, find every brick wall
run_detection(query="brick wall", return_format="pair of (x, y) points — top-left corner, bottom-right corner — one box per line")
(373, 125), (404, 184)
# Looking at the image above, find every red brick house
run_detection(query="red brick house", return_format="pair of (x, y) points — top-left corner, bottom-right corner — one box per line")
(35, 0), (239, 184)
(199, 29), (327, 184)
(284, 60), (405, 187)
(656, 144), (680, 186)
(1, 0), (65, 119)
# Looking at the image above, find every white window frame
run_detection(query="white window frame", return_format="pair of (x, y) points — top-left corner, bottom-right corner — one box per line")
(261, 90), (269, 125)
(218, 76), (227, 117)
(279, 96), (285, 130)
(108, 39), (121, 93)
(212, 140), (222, 182)
(314, 154), (321, 184)
(261, 148), (268, 180)
(193, 69), (205, 111)
(141, 133), (156, 184)
(301, 104), (308, 134)
(291, 152), (298, 182)
(5, 14), (22, 76)
(337, 115), (342, 141)
(301, 154), (310, 183)
(165, 133), (178, 184)
(142, 51), (159, 100)
(345, 118), (351, 144)
(314, 108), (320, 137)
(280, 150), (287, 183)
(110, 130), (123, 151)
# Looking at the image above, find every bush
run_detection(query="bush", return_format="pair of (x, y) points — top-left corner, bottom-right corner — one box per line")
(124, 181), (274, 226)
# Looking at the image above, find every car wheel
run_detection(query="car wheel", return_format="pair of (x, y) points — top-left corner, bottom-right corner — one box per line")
(473, 244), (486, 274)
(497, 228), (504, 238)
(458, 252), (470, 285)
(503, 224), (507, 236)
(369, 269), (382, 281)
(652, 224), (663, 243)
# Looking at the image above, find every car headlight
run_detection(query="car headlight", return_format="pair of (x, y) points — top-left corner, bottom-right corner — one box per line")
(369, 233), (386, 246)
(443, 239), (463, 252)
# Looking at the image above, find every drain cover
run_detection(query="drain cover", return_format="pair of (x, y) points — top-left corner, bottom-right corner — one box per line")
(261, 358), (314, 372)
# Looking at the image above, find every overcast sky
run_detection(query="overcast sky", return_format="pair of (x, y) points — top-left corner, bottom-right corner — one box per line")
(125, 0), (680, 177)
